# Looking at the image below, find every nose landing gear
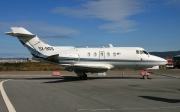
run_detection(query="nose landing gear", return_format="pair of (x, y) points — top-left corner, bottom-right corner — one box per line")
(140, 70), (150, 79)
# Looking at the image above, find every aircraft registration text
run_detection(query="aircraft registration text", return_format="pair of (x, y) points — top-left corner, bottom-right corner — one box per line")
(38, 47), (54, 51)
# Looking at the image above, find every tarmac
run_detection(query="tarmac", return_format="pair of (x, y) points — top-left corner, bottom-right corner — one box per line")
(0, 70), (180, 112)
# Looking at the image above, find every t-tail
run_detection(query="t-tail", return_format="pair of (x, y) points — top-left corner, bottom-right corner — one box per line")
(5, 27), (73, 63)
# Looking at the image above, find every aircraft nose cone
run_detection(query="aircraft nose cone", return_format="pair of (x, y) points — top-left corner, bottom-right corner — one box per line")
(150, 55), (167, 65)
(159, 58), (167, 65)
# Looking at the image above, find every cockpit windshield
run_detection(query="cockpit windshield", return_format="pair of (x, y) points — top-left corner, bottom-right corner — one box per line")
(142, 50), (149, 55)
(136, 50), (150, 55)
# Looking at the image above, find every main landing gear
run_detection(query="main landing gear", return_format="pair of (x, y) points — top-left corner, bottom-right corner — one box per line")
(79, 73), (87, 80)
(75, 71), (88, 80)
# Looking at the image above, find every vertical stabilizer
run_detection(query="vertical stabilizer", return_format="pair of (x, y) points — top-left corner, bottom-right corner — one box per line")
(5, 27), (54, 58)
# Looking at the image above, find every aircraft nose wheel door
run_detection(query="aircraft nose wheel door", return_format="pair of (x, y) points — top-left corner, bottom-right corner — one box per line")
(99, 51), (105, 59)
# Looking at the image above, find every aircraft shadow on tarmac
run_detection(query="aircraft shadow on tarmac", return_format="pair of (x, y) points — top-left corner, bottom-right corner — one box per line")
(40, 76), (143, 83)
(139, 96), (180, 103)
(0, 76), (149, 83)
(0, 76), (146, 83)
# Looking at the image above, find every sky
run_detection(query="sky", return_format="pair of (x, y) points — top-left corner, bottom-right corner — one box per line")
(0, 0), (180, 58)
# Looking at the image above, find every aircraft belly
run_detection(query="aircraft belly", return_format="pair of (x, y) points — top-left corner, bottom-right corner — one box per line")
(135, 61), (160, 68)
(113, 62), (136, 68)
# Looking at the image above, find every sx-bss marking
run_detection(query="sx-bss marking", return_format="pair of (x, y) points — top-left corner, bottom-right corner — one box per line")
(38, 47), (54, 51)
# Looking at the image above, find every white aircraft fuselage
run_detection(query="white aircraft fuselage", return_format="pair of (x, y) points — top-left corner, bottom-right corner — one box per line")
(5, 27), (167, 79)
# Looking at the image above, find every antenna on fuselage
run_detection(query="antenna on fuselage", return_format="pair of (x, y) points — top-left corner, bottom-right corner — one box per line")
(109, 44), (113, 48)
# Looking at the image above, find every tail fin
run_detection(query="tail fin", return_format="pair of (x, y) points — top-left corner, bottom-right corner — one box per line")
(5, 27), (54, 58)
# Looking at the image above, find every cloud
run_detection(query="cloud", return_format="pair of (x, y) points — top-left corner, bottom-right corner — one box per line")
(38, 25), (79, 35)
(165, 0), (180, 6)
(52, 0), (145, 33)
(0, 21), (79, 35)
(99, 20), (137, 33)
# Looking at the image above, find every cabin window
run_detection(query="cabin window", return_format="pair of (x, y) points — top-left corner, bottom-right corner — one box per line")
(113, 52), (116, 57)
(87, 52), (90, 57)
(94, 52), (97, 57)
(136, 50), (139, 54)
(107, 52), (110, 57)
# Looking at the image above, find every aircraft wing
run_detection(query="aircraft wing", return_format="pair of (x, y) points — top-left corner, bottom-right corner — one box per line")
(63, 63), (114, 73)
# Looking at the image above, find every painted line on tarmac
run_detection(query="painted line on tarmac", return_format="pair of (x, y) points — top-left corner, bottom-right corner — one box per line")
(0, 79), (16, 112)
(77, 106), (180, 111)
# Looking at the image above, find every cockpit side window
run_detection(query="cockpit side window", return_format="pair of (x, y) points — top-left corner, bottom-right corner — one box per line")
(140, 50), (143, 54)
(142, 50), (149, 55)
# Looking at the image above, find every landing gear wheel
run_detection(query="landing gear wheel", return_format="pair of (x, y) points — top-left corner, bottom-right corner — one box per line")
(143, 75), (148, 79)
(79, 76), (83, 80)
(78, 74), (87, 80)
(76, 71), (88, 80)
(83, 73), (87, 80)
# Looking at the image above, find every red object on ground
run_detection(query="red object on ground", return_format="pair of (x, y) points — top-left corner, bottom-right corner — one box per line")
(52, 71), (61, 76)
(140, 70), (150, 76)
(165, 58), (174, 68)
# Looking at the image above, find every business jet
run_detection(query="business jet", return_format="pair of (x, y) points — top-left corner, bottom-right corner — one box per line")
(5, 27), (167, 79)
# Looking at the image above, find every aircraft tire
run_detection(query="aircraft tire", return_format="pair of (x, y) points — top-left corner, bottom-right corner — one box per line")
(143, 75), (148, 79)
(83, 73), (87, 80)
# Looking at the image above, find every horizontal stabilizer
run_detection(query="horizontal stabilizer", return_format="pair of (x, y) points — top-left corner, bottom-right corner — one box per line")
(5, 27), (36, 37)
